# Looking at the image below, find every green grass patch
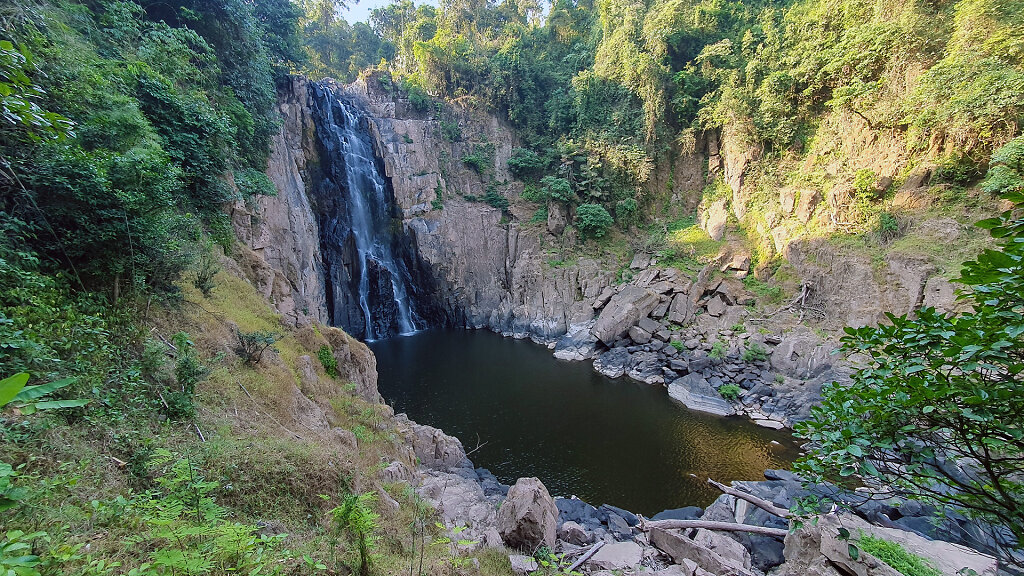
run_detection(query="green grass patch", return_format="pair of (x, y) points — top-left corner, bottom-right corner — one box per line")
(857, 534), (941, 576)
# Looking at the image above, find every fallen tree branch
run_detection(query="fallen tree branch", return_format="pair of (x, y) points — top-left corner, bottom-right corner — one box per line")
(642, 519), (788, 538)
(566, 541), (605, 572)
(708, 478), (792, 519)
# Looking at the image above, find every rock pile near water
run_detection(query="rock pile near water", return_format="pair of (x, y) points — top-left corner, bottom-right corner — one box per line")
(557, 256), (850, 428)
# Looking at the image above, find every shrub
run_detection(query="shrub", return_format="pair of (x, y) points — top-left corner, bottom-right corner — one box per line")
(615, 197), (639, 227)
(235, 329), (280, 364)
(575, 203), (614, 239)
(719, 384), (741, 400)
(332, 492), (380, 576)
(483, 185), (509, 210)
(507, 147), (544, 177)
(318, 345), (338, 378)
(462, 151), (488, 173)
(172, 332), (207, 397)
(540, 176), (575, 203)
(709, 341), (727, 359)
(875, 211), (906, 243)
(531, 206), (548, 223)
(742, 342), (768, 362)
(192, 243), (220, 296)
(670, 340), (685, 352)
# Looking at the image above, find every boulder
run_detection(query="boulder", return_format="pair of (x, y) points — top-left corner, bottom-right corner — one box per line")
(593, 286), (615, 309)
(667, 292), (695, 324)
(668, 374), (734, 416)
(483, 527), (504, 549)
(558, 521), (592, 546)
(780, 187), (797, 214)
(607, 513), (633, 540)
(594, 347), (632, 378)
(627, 351), (665, 385)
(394, 414), (469, 470)
(650, 527), (753, 576)
(795, 189), (822, 223)
(509, 554), (539, 574)
(693, 529), (751, 569)
(589, 541), (643, 571)
(778, 514), (997, 576)
(653, 507), (704, 521)
(554, 322), (599, 361)
(591, 286), (661, 346)
(629, 325), (652, 344)
(378, 461), (416, 484)
(702, 198), (729, 241)
(706, 295), (728, 317)
(497, 477), (559, 551)
(769, 327), (834, 380)
(547, 201), (569, 235)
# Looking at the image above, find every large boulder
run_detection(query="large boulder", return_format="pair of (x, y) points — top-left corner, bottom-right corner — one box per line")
(650, 527), (753, 576)
(497, 477), (559, 551)
(394, 414), (469, 470)
(668, 374), (734, 416)
(591, 286), (661, 346)
(770, 327), (834, 380)
(777, 514), (997, 576)
(588, 541), (643, 571)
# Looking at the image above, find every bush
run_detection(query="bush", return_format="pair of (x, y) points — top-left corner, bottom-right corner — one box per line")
(235, 329), (280, 364)
(507, 148), (545, 177)
(530, 206), (548, 223)
(615, 197), (639, 227)
(575, 203), (614, 239)
(709, 341), (727, 359)
(483, 185), (509, 210)
(670, 340), (685, 352)
(741, 342), (768, 362)
(875, 211), (906, 243)
(540, 176), (575, 203)
(719, 384), (741, 400)
(318, 345), (338, 378)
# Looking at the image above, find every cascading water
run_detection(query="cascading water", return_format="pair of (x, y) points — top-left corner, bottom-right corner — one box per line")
(309, 82), (424, 340)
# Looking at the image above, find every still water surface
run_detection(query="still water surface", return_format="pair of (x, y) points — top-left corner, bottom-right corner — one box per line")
(371, 329), (799, 515)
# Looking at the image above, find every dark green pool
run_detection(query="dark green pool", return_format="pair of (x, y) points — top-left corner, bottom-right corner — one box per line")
(370, 328), (799, 515)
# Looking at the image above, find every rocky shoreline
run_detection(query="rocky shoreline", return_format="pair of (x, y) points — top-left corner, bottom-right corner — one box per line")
(390, 410), (1000, 576)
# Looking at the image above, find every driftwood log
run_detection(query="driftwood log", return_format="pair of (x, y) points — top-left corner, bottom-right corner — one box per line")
(638, 477), (792, 540)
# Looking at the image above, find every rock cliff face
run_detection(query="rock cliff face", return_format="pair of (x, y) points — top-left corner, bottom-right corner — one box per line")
(335, 78), (620, 341)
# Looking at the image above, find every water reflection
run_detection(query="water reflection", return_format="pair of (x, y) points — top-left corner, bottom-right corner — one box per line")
(371, 328), (799, 515)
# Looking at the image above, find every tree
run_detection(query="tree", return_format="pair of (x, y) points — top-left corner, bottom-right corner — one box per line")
(795, 135), (1024, 567)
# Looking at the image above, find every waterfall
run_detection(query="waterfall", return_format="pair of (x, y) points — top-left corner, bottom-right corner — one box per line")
(309, 82), (422, 341)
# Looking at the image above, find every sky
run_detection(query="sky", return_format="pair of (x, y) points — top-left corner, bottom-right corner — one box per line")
(340, 0), (438, 24)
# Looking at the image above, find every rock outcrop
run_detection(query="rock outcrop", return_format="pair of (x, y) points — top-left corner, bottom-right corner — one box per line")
(496, 477), (559, 551)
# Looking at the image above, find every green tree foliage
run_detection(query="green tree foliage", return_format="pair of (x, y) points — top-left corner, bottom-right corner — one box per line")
(574, 203), (614, 238)
(331, 492), (380, 576)
(795, 136), (1024, 567)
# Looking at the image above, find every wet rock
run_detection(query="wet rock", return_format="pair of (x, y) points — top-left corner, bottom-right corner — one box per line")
(653, 507), (703, 521)
(591, 286), (662, 346)
(554, 322), (599, 361)
(497, 477), (559, 551)
(594, 347), (632, 378)
(627, 351), (665, 385)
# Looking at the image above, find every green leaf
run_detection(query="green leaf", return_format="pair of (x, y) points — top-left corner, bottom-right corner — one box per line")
(847, 445), (863, 457)
(33, 399), (90, 411)
(13, 378), (76, 402)
(0, 373), (29, 407)
(837, 527), (851, 540)
(848, 544), (860, 560)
